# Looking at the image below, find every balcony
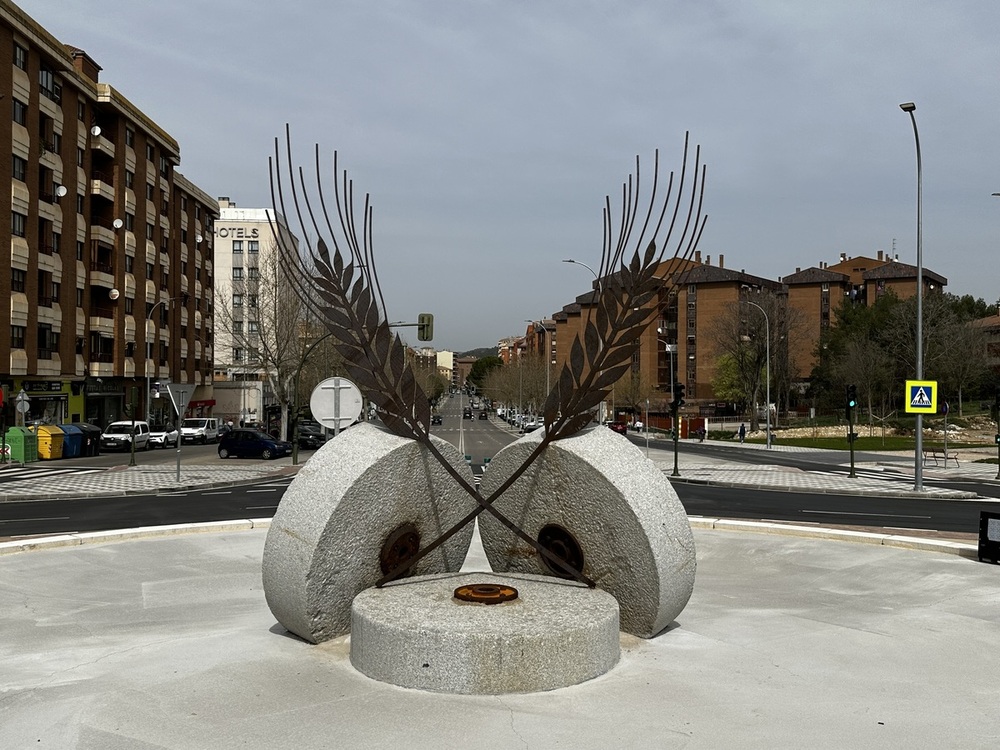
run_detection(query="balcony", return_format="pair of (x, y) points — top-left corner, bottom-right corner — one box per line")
(91, 173), (115, 202)
(90, 133), (116, 159)
(89, 262), (116, 289)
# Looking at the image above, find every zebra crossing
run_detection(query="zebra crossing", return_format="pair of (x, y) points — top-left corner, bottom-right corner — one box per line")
(0, 464), (103, 485)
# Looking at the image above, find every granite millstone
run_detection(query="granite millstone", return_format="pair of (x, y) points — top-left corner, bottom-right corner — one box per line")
(478, 426), (696, 638)
(262, 422), (477, 643)
(350, 573), (621, 694)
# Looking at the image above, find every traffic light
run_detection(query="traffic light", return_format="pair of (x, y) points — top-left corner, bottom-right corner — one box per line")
(417, 313), (434, 342)
(845, 384), (857, 420)
(671, 383), (686, 410)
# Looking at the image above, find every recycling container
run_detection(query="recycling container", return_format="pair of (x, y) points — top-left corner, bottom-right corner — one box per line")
(32, 424), (65, 460)
(3, 426), (38, 463)
(57, 424), (83, 459)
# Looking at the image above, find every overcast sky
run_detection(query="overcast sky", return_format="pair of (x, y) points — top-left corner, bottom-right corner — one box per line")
(24, 0), (1000, 351)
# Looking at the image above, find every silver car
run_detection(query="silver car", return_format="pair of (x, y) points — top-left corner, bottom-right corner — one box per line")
(148, 424), (179, 448)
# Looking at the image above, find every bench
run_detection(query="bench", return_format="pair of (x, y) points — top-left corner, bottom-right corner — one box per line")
(922, 448), (959, 468)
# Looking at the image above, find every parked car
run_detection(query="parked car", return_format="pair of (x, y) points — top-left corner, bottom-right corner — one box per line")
(181, 417), (220, 444)
(218, 429), (293, 460)
(148, 423), (179, 448)
(296, 424), (327, 450)
(607, 421), (629, 435)
(100, 421), (151, 451)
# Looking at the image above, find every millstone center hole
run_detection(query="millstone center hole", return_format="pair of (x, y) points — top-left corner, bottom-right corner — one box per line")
(379, 522), (421, 576)
(537, 523), (584, 578)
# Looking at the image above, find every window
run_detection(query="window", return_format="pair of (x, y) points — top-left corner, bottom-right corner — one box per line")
(125, 127), (135, 147)
(159, 156), (170, 178)
(146, 222), (155, 239)
(76, 194), (84, 213)
(232, 347), (244, 362)
(14, 44), (27, 71)
(77, 101), (85, 121)
(146, 143), (154, 161)
(248, 294), (258, 308)
(125, 213), (135, 232)
(38, 324), (58, 357)
(125, 170), (134, 189)
(10, 325), (26, 348)
(76, 241), (84, 261)
(125, 255), (133, 273)
(77, 146), (85, 166)
(247, 266), (259, 279)
(181, 261), (187, 275)
(181, 228), (188, 244)
(146, 262), (154, 278)
(233, 321), (243, 334)
(11, 268), (26, 292)
(124, 297), (134, 314)
(232, 267), (243, 280)
(11, 211), (27, 237)
(146, 183), (154, 200)
(12, 155), (26, 182)
(12, 98), (27, 125)
(76, 288), (84, 307)
(248, 241), (259, 254)
(39, 67), (61, 103)
(232, 240), (243, 253)
(248, 321), (259, 334)
(232, 293), (243, 307)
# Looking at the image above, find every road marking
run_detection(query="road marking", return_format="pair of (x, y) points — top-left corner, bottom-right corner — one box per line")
(246, 489), (279, 493)
(203, 491), (232, 496)
(246, 505), (277, 510)
(801, 510), (931, 519)
(0, 516), (71, 523)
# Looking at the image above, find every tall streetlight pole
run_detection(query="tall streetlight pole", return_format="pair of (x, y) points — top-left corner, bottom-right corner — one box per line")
(145, 296), (185, 423)
(740, 298), (771, 449)
(900, 101), (923, 491)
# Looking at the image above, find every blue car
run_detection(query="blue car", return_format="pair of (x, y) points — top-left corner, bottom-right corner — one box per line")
(218, 429), (292, 460)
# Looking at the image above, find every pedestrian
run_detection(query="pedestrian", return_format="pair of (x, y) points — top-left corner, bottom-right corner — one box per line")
(738, 423), (746, 443)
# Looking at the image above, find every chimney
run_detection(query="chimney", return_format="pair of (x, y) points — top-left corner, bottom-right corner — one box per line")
(877, 250), (884, 261)
(840, 252), (847, 262)
(795, 267), (800, 273)
(718, 254), (725, 268)
(695, 250), (701, 263)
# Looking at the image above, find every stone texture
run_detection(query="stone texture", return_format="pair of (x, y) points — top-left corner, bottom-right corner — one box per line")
(350, 572), (620, 694)
(262, 422), (477, 643)
(478, 426), (696, 638)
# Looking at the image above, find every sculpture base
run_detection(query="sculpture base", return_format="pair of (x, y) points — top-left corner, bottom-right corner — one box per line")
(350, 573), (620, 694)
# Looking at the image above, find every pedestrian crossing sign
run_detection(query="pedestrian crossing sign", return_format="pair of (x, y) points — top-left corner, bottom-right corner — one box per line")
(905, 380), (937, 414)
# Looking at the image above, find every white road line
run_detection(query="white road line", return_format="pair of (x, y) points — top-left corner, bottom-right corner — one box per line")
(246, 505), (277, 510)
(246, 489), (278, 493)
(801, 510), (932, 519)
(203, 491), (233, 496)
(0, 516), (71, 523)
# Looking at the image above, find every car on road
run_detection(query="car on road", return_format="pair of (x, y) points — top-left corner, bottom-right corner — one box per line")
(431, 414), (443, 425)
(218, 429), (292, 460)
(478, 411), (488, 420)
(295, 424), (327, 450)
(148, 424), (179, 448)
(463, 408), (473, 420)
(100, 421), (151, 451)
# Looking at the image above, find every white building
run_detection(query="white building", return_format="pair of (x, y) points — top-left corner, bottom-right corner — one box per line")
(211, 197), (298, 426)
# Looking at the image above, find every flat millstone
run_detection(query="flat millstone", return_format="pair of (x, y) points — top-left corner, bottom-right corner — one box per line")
(350, 573), (620, 694)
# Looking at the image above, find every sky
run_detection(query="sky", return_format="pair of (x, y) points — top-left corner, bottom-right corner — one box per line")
(21, 0), (1000, 352)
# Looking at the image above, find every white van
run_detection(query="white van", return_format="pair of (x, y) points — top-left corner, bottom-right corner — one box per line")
(181, 417), (220, 444)
(101, 421), (151, 451)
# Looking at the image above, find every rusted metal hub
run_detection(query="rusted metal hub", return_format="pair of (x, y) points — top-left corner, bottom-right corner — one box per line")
(537, 523), (585, 578)
(453, 583), (519, 604)
(379, 522), (420, 575)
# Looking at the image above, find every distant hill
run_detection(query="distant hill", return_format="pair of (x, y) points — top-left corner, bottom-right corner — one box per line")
(457, 347), (496, 359)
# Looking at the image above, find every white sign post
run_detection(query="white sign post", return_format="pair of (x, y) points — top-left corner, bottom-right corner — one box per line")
(310, 378), (363, 438)
(166, 383), (193, 483)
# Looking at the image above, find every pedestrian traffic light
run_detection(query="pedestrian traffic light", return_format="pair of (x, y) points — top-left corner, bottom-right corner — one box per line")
(671, 383), (686, 410)
(417, 313), (434, 341)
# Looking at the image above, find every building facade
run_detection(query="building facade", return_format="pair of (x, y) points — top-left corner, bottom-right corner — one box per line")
(2, 2), (217, 427)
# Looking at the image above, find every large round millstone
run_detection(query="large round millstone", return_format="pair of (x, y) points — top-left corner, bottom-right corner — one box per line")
(263, 422), (477, 643)
(350, 573), (620, 694)
(478, 426), (695, 638)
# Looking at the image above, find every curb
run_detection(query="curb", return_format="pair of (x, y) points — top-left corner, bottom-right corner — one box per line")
(0, 516), (977, 562)
(666, 474), (981, 499)
(0, 518), (273, 555)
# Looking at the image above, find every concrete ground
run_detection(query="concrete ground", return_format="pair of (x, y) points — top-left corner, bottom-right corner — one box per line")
(1, 439), (998, 748)
(1, 524), (998, 749)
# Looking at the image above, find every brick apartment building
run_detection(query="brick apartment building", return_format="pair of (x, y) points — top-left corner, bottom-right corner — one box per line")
(2, 1), (218, 427)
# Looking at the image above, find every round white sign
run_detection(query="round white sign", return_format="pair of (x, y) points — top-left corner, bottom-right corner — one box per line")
(309, 377), (363, 431)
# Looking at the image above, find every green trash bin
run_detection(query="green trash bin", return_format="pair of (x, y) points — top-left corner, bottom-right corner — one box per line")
(3, 426), (38, 464)
(32, 424), (65, 460)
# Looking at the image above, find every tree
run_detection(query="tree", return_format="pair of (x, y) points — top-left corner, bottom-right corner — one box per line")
(611, 366), (657, 423)
(468, 356), (503, 391)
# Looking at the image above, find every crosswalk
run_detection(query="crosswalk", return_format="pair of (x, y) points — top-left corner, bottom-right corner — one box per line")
(0, 464), (103, 485)
(807, 468), (907, 483)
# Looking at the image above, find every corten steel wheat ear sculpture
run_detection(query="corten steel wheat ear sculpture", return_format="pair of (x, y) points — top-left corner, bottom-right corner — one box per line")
(268, 125), (707, 587)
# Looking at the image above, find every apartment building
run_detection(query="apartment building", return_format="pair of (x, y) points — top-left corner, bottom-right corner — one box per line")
(2, 2), (217, 427)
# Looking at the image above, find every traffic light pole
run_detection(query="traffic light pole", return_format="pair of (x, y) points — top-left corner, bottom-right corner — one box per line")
(671, 404), (680, 477)
(848, 406), (856, 478)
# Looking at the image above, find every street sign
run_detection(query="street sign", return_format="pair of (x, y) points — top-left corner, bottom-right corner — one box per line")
(166, 383), (194, 416)
(15, 401), (29, 414)
(904, 380), (937, 414)
(310, 377), (363, 431)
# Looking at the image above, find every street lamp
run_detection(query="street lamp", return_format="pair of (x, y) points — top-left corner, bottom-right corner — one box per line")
(145, 296), (185, 422)
(740, 296), (771, 449)
(900, 101), (924, 491)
